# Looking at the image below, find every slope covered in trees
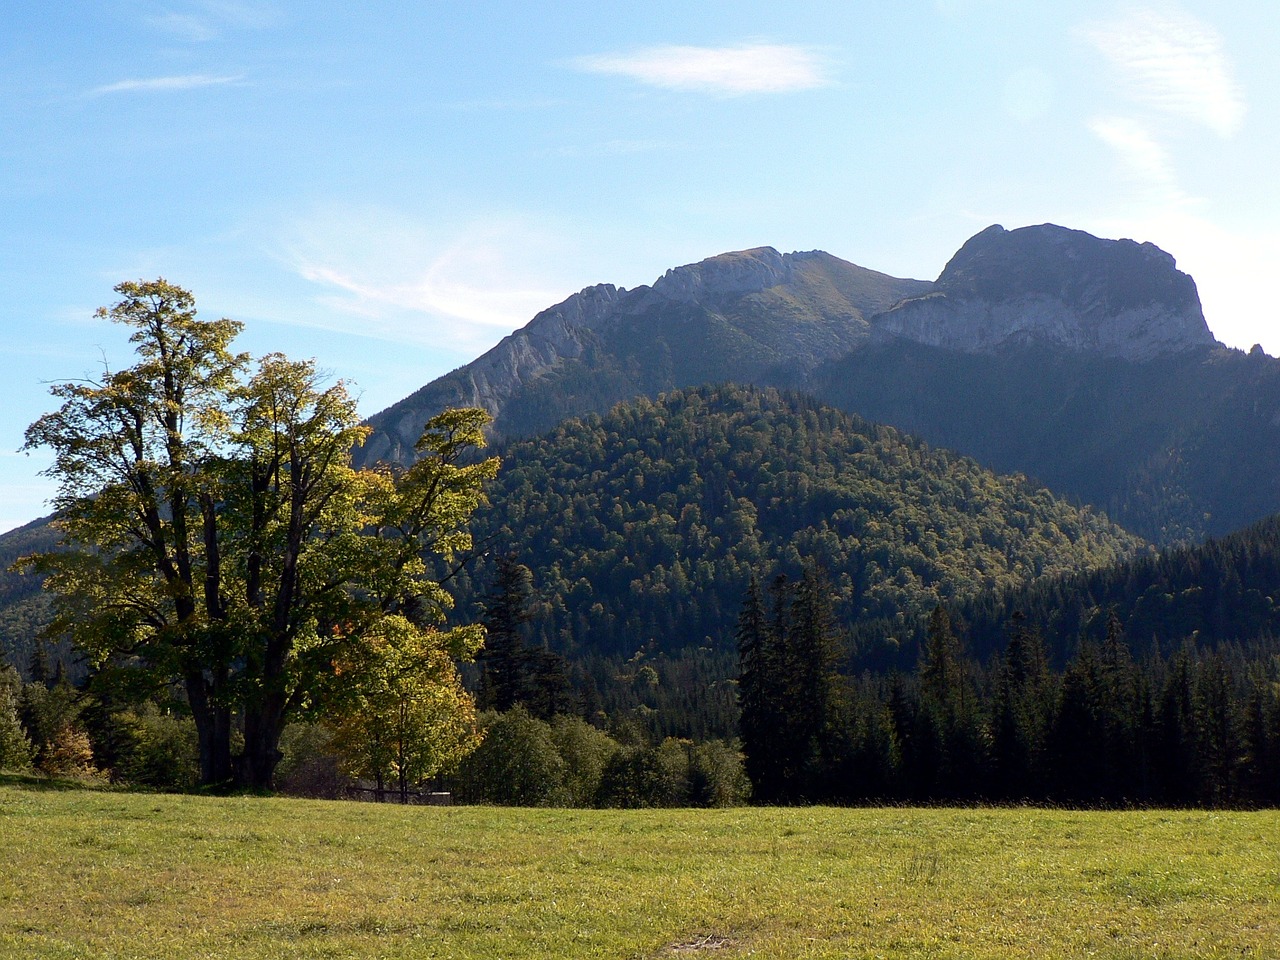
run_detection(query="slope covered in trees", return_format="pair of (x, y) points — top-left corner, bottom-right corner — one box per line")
(0, 519), (58, 674)
(445, 384), (1143, 732)
(946, 511), (1280, 668)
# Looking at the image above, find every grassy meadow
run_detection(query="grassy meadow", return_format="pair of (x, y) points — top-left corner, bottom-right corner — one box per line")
(0, 779), (1277, 959)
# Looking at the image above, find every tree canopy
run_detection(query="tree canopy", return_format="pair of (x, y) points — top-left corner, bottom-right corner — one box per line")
(21, 279), (498, 789)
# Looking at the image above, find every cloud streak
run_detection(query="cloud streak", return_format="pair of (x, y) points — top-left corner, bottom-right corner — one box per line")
(1088, 116), (1187, 205)
(147, 1), (278, 41)
(572, 43), (832, 95)
(281, 210), (577, 353)
(1083, 7), (1244, 136)
(88, 74), (244, 96)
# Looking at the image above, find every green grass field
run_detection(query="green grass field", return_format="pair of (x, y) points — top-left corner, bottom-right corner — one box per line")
(1, 780), (1276, 959)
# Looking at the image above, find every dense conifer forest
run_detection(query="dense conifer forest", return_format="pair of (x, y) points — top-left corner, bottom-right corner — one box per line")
(741, 572), (1280, 807)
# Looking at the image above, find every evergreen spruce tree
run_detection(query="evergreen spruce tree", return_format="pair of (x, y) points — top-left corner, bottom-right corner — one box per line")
(915, 606), (985, 799)
(478, 554), (537, 713)
(1047, 643), (1104, 804)
(1193, 652), (1240, 806)
(1096, 612), (1145, 803)
(0, 667), (33, 772)
(736, 575), (784, 801)
(989, 612), (1053, 800)
(27, 643), (51, 689)
(1154, 643), (1199, 806)
(783, 563), (845, 801)
(1240, 671), (1280, 806)
(476, 553), (571, 720)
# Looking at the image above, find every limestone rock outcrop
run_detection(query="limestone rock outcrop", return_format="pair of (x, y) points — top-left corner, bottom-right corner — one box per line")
(870, 224), (1216, 359)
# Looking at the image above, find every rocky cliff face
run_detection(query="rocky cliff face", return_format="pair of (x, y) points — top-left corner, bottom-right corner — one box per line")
(357, 283), (623, 463)
(649, 246), (795, 302)
(871, 224), (1217, 359)
(452, 282), (623, 412)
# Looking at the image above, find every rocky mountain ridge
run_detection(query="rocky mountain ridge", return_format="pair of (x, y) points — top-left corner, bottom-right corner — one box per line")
(357, 247), (929, 463)
(358, 222), (1219, 466)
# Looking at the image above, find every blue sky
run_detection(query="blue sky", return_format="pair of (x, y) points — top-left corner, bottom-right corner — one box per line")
(2, 0), (1278, 532)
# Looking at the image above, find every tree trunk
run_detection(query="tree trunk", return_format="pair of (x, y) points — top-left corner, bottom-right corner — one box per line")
(237, 695), (286, 791)
(187, 671), (233, 787)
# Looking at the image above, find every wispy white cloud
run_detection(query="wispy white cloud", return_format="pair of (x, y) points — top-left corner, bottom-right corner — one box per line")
(280, 209), (579, 353)
(1082, 7), (1244, 136)
(88, 74), (244, 96)
(147, 1), (277, 41)
(1088, 115), (1189, 206)
(571, 43), (832, 96)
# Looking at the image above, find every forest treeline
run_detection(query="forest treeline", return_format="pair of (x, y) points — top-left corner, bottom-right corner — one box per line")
(8, 381), (1280, 807)
(741, 566), (1280, 807)
(0, 655), (750, 809)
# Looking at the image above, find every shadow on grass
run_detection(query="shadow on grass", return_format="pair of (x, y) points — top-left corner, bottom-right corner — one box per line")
(0, 770), (113, 792)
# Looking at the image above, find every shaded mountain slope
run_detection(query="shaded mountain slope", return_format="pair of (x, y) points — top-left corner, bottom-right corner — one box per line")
(807, 340), (1280, 542)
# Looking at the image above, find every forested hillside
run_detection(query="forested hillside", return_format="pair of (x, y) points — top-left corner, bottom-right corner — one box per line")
(0, 519), (57, 673)
(946, 511), (1280, 667)
(441, 384), (1144, 734)
(454, 384), (1141, 656)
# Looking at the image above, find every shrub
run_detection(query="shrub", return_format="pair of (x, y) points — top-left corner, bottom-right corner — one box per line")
(0, 669), (33, 772)
(550, 716), (619, 807)
(453, 707), (567, 806)
(39, 723), (101, 780)
(597, 738), (691, 808)
(109, 705), (199, 790)
(688, 740), (750, 807)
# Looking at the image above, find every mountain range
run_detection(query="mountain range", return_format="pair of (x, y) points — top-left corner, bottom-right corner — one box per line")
(6, 221), (1280, 703)
(357, 223), (1279, 544)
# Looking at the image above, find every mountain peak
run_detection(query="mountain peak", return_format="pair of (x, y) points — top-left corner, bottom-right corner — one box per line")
(650, 246), (792, 302)
(872, 223), (1217, 359)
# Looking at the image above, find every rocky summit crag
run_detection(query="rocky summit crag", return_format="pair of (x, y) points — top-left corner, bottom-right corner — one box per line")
(870, 223), (1215, 359)
(359, 222), (1219, 467)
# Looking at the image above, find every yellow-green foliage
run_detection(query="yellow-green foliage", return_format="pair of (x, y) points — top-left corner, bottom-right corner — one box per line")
(1, 784), (1276, 959)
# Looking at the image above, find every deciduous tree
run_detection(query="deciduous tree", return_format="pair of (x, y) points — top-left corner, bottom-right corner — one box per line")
(22, 280), (497, 789)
